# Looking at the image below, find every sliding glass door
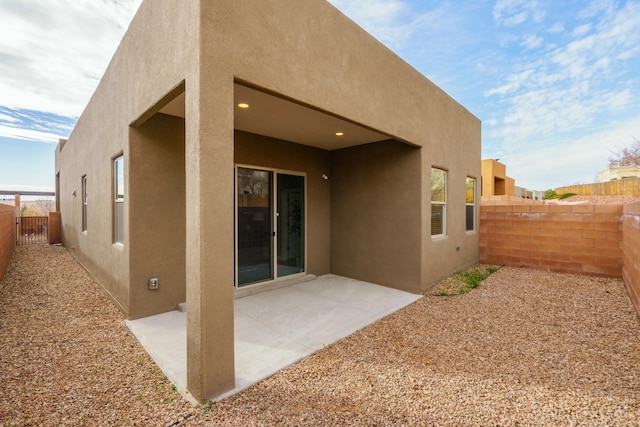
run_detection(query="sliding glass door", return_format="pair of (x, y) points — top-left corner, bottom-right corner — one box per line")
(277, 174), (305, 278)
(236, 167), (305, 287)
(237, 168), (273, 286)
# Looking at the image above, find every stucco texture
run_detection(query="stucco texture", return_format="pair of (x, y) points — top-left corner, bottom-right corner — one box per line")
(56, 0), (481, 401)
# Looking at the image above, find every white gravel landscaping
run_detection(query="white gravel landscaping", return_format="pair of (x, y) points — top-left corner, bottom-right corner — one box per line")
(1, 245), (639, 426)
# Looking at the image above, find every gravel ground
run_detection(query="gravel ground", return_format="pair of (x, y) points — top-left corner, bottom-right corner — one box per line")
(2, 245), (640, 426)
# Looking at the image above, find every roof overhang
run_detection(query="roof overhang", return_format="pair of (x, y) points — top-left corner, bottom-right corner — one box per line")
(159, 83), (393, 151)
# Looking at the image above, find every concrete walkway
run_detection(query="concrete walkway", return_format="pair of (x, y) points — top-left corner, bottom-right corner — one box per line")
(126, 274), (421, 402)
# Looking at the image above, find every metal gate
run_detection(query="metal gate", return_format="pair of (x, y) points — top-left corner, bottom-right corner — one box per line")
(16, 216), (49, 244)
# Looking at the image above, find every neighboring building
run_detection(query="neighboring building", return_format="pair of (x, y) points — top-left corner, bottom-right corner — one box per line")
(55, 0), (480, 401)
(482, 160), (543, 200)
(515, 186), (544, 201)
(598, 166), (640, 182)
(481, 159), (515, 196)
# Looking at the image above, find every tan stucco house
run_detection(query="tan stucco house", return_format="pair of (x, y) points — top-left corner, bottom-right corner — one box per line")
(55, 0), (480, 401)
(481, 159), (515, 197)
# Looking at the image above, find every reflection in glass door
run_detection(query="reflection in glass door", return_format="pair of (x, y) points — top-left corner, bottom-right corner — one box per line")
(236, 167), (305, 287)
(237, 168), (273, 286)
(277, 174), (305, 278)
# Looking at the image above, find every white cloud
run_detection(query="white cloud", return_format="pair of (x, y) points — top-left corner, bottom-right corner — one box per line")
(0, 0), (142, 117)
(501, 113), (640, 190)
(493, 0), (545, 27)
(0, 123), (64, 143)
(572, 23), (592, 37)
(497, 33), (520, 47)
(484, 69), (534, 97)
(0, 113), (19, 123)
(327, 0), (455, 52)
(328, 0), (413, 48)
(485, 1), (640, 147)
(578, 0), (616, 19)
(0, 107), (73, 143)
(504, 11), (529, 27)
(548, 22), (565, 33)
(520, 34), (543, 49)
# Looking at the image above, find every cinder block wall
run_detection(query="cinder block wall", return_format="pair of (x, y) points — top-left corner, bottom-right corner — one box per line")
(622, 203), (640, 320)
(0, 204), (17, 282)
(480, 204), (623, 277)
(481, 196), (539, 205)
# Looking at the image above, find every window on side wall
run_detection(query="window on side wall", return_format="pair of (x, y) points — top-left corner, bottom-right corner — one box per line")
(82, 175), (88, 232)
(114, 156), (124, 244)
(466, 177), (475, 232)
(431, 168), (446, 236)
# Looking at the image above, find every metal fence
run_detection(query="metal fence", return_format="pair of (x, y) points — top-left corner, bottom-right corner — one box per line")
(17, 216), (48, 245)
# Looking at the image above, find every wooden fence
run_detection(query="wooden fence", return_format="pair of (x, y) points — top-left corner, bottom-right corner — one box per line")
(556, 178), (640, 197)
(0, 204), (17, 282)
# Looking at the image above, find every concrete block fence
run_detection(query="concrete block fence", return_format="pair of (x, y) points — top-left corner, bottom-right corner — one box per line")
(622, 203), (640, 320)
(480, 204), (623, 277)
(480, 201), (640, 321)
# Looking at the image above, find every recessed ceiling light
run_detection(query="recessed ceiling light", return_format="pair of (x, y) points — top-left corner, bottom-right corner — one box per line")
(238, 103), (250, 109)
(335, 132), (344, 136)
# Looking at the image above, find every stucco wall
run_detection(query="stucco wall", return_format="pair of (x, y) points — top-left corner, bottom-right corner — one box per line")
(622, 203), (640, 321)
(331, 140), (422, 293)
(421, 103), (481, 289)
(200, 0), (481, 292)
(128, 113), (186, 320)
(235, 131), (331, 277)
(55, 0), (198, 315)
(0, 203), (17, 283)
(480, 204), (623, 277)
(57, 0), (481, 401)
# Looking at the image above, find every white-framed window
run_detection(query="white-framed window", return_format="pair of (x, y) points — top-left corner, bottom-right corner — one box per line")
(82, 175), (88, 232)
(466, 177), (476, 232)
(431, 168), (446, 236)
(114, 156), (124, 244)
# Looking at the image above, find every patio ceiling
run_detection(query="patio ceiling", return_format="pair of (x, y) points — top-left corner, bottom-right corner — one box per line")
(159, 83), (392, 151)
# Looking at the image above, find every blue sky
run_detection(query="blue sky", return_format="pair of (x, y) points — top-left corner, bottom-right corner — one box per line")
(1, 0), (639, 191)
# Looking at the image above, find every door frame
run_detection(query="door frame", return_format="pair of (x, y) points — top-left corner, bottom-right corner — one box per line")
(234, 164), (307, 290)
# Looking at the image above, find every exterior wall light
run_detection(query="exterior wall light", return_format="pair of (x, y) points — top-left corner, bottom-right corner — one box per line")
(335, 132), (344, 136)
(237, 103), (250, 109)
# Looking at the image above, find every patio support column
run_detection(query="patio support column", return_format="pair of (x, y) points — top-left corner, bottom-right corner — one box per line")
(184, 75), (236, 401)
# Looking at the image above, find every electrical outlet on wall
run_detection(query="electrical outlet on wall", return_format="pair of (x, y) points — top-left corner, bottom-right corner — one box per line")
(149, 278), (159, 290)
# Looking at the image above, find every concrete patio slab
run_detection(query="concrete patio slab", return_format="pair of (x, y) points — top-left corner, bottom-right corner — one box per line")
(126, 274), (421, 402)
